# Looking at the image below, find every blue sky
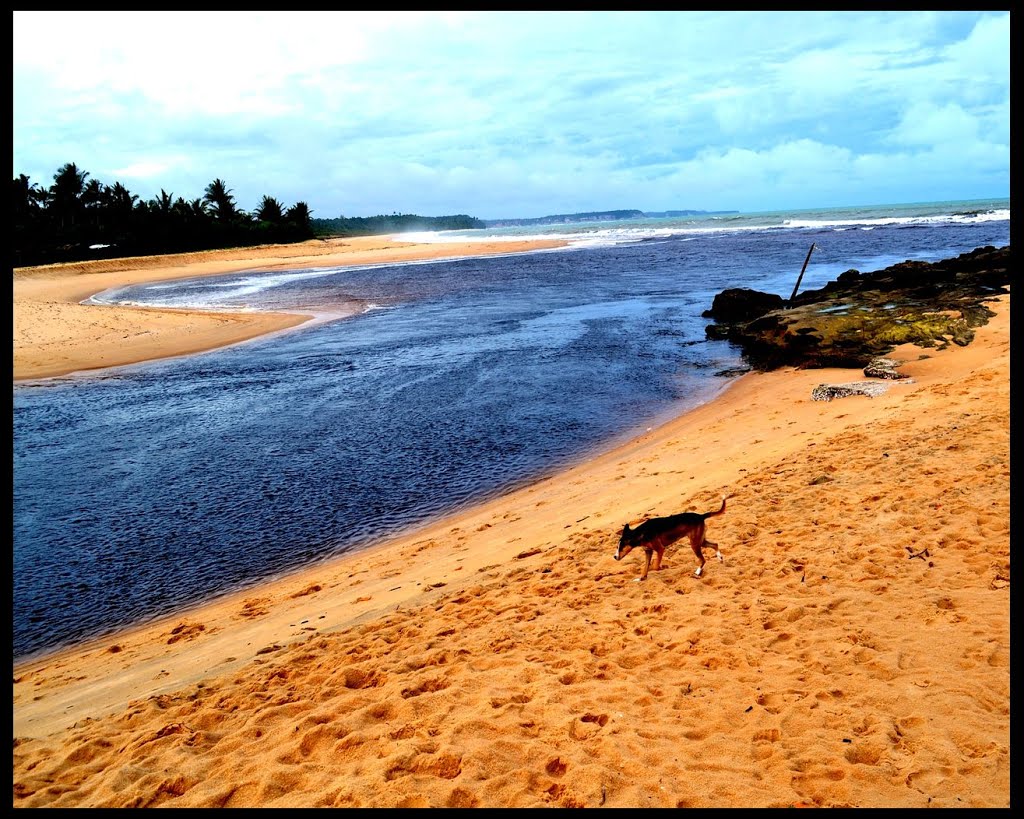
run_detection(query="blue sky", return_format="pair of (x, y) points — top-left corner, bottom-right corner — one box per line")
(12, 11), (1010, 220)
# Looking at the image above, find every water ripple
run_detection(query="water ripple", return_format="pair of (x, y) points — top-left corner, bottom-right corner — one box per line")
(13, 216), (1009, 660)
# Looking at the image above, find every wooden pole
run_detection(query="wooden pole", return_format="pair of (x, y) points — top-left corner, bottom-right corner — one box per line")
(789, 242), (816, 302)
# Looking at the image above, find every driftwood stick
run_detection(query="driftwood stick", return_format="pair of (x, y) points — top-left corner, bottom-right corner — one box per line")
(789, 242), (816, 301)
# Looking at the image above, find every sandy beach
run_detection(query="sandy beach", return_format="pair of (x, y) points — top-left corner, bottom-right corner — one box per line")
(12, 240), (1010, 807)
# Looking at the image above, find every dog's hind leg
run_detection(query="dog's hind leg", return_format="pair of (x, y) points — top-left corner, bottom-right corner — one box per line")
(690, 535), (706, 577)
(705, 539), (723, 563)
(688, 524), (712, 577)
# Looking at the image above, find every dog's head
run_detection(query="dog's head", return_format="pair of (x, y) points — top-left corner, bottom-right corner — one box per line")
(614, 523), (638, 561)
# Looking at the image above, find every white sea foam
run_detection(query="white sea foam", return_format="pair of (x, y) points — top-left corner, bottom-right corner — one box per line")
(783, 208), (1009, 229)
(197, 268), (339, 300)
(394, 223), (774, 249)
(391, 204), (1009, 250)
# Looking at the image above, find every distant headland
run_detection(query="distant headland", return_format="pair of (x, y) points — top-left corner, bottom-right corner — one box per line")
(483, 208), (738, 228)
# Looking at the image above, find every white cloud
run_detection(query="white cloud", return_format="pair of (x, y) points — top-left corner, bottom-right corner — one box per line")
(886, 101), (980, 148)
(942, 13), (1009, 82)
(12, 10), (1009, 217)
(110, 159), (190, 183)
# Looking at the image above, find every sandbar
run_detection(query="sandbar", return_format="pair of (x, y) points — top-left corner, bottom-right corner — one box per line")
(13, 235), (568, 381)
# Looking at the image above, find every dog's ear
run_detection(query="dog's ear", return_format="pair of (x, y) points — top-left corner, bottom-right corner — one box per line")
(622, 523), (631, 533)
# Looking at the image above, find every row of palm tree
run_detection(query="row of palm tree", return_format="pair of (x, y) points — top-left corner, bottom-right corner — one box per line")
(13, 162), (314, 267)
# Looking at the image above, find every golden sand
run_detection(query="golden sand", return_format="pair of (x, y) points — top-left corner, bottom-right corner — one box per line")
(12, 240), (1010, 807)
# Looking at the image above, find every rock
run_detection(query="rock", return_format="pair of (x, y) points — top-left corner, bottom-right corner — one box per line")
(863, 358), (908, 380)
(713, 366), (752, 378)
(704, 245), (1009, 371)
(811, 382), (891, 402)
(701, 288), (785, 322)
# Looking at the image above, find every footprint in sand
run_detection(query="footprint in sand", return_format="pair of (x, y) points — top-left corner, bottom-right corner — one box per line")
(238, 598), (269, 618)
(569, 713), (609, 740)
(166, 621), (206, 644)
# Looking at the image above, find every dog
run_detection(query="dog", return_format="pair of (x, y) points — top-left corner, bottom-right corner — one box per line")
(614, 497), (727, 581)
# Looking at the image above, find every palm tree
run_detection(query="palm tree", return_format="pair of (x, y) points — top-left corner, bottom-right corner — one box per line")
(174, 197), (208, 220)
(82, 179), (105, 230)
(49, 162), (89, 230)
(12, 174), (42, 218)
(143, 188), (176, 249)
(150, 188), (175, 217)
(13, 173), (48, 265)
(172, 196), (194, 224)
(169, 196), (211, 249)
(255, 195), (284, 225)
(285, 201), (313, 237)
(82, 179), (103, 205)
(104, 182), (138, 216)
(203, 178), (238, 223)
(100, 182), (139, 241)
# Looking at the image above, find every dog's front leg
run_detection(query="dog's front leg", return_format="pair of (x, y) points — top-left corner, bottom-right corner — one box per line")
(636, 549), (653, 582)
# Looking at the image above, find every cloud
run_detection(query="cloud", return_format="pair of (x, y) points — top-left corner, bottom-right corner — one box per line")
(942, 12), (1009, 83)
(110, 160), (183, 182)
(13, 11), (1009, 218)
(886, 101), (980, 147)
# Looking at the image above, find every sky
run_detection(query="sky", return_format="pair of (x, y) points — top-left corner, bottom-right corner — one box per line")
(12, 10), (1011, 221)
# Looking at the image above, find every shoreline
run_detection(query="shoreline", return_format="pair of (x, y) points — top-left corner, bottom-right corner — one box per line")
(12, 242), (1010, 806)
(13, 361), (746, 668)
(12, 366), (743, 669)
(13, 235), (569, 382)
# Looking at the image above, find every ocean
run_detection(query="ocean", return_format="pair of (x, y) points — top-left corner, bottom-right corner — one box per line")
(12, 198), (1009, 661)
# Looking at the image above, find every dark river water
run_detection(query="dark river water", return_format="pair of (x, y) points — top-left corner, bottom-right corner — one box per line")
(13, 201), (1009, 660)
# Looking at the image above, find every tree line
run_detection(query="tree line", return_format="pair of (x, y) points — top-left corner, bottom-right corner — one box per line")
(311, 213), (484, 236)
(12, 162), (316, 267)
(13, 163), (487, 269)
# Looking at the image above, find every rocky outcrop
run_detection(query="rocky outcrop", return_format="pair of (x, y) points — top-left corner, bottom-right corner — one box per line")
(703, 288), (786, 326)
(703, 245), (1010, 370)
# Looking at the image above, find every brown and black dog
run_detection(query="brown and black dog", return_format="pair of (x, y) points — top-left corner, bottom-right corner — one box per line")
(614, 497), (727, 581)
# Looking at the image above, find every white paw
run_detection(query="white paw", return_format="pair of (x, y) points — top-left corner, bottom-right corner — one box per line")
(694, 567), (702, 577)
(716, 552), (724, 562)
(634, 577), (645, 583)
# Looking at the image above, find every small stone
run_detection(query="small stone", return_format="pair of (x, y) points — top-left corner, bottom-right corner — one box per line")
(864, 357), (909, 380)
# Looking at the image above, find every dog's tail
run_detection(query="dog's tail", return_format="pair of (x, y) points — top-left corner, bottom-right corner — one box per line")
(702, 496), (727, 519)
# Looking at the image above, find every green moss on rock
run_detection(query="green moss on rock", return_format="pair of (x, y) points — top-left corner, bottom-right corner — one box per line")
(704, 245), (1009, 370)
